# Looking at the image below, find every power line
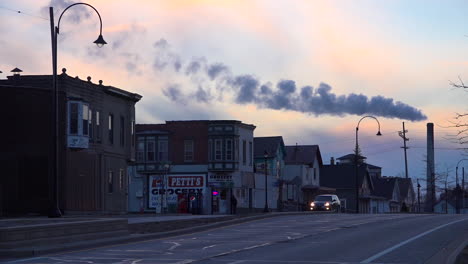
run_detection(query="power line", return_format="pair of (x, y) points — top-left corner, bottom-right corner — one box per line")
(0, 5), (49, 21)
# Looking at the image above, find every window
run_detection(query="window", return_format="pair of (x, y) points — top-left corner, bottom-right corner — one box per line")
(249, 141), (253, 166)
(215, 139), (222, 160)
(314, 168), (317, 180)
(89, 109), (93, 141)
(108, 171), (113, 193)
(120, 116), (125, 147)
(82, 104), (89, 136)
(96, 111), (101, 142)
(226, 139), (233, 160)
(69, 102), (79, 135)
(242, 140), (246, 165)
(158, 138), (168, 161)
(108, 114), (114, 144)
(137, 138), (145, 161)
(208, 139), (212, 161)
(184, 140), (194, 162)
(146, 138), (155, 161)
(119, 169), (124, 191)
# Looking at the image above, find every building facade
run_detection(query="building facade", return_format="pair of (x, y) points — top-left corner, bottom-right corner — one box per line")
(130, 120), (256, 215)
(0, 69), (141, 215)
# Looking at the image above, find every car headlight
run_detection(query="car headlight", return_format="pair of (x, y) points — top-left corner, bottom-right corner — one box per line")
(310, 202), (315, 207)
(325, 202), (330, 206)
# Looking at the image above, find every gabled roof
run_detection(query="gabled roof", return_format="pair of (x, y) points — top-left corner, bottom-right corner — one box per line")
(254, 136), (285, 158)
(397, 178), (414, 201)
(320, 164), (371, 189)
(284, 145), (323, 166)
(372, 177), (398, 200)
(337, 153), (367, 161)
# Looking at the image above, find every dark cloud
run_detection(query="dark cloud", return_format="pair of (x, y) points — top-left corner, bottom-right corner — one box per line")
(233, 75), (259, 104)
(185, 59), (203, 75)
(194, 86), (211, 103)
(153, 38), (182, 72)
(207, 63), (229, 80)
(162, 84), (183, 102)
(42, 0), (92, 24)
(154, 39), (427, 121)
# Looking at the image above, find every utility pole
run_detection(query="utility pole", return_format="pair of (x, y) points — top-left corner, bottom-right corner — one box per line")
(398, 122), (409, 179)
(463, 167), (465, 213)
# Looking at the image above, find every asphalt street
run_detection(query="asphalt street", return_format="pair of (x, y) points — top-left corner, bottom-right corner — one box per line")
(4, 214), (468, 264)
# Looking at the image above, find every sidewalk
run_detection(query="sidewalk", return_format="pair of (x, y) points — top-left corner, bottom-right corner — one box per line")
(0, 211), (316, 259)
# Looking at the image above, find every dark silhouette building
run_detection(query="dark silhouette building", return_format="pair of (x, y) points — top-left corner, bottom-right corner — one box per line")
(0, 69), (141, 215)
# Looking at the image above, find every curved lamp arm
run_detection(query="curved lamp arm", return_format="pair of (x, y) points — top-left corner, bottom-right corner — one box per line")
(356, 115), (382, 135)
(56, 3), (107, 46)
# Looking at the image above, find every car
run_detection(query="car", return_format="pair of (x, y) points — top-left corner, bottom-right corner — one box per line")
(310, 194), (341, 212)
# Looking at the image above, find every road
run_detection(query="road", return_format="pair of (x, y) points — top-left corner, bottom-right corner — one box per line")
(5, 214), (468, 264)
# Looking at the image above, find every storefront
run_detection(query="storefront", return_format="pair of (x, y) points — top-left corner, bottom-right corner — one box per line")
(208, 173), (234, 214)
(149, 174), (206, 214)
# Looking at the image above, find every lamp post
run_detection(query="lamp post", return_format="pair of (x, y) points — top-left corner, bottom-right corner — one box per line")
(355, 116), (382, 214)
(264, 150), (269, 213)
(163, 163), (170, 214)
(48, 3), (107, 218)
(456, 159), (468, 214)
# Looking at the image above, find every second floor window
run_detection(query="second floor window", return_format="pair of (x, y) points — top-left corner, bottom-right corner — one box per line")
(215, 139), (222, 160)
(137, 139), (145, 161)
(226, 139), (233, 160)
(120, 116), (125, 147)
(146, 138), (155, 161)
(249, 141), (253, 166)
(242, 140), (246, 165)
(96, 111), (101, 142)
(158, 138), (168, 161)
(82, 104), (89, 136)
(88, 109), (93, 141)
(184, 140), (194, 162)
(108, 114), (114, 144)
(69, 102), (79, 135)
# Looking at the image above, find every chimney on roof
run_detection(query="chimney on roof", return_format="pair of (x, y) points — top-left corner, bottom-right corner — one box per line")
(330, 157), (335, 165)
(11, 67), (22, 76)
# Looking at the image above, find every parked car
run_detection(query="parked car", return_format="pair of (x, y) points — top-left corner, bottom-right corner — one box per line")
(310, 194), (341, 212)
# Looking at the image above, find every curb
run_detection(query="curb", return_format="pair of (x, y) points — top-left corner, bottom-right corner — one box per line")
(1, 211), (323, 260)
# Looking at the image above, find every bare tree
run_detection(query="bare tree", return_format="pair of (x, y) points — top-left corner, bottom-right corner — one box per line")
(448, 77), (468, 153)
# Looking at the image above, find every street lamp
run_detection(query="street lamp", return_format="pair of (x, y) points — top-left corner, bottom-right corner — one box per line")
(264, 150), (269, 213)
(355, 116), (382, 214)
(456, 159), (468, 214)
(163, 163), (170, 214)
(48, 3), (107, 218)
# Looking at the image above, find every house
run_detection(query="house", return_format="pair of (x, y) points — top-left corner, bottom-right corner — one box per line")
(371, 177), (401, 213)
(130, 120), (256, 215)
(321, 164), (376, 213)
(434, 199), (456, 214)
(0, 69), (141, 215)
(398, 177), (416, 212)
(283, 145), (333, 210)
(253, 136), (286, 211)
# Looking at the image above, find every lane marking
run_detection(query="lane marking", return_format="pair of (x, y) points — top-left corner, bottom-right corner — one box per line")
(165, 241), (181, 251)
(202, 244), (217, 250)
(361, 217), (468, 263)
(5, 257), (45, 263)
(227, 260), (246, 264)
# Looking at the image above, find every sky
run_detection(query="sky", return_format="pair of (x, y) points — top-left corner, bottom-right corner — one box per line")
(1, 0), (468, 192)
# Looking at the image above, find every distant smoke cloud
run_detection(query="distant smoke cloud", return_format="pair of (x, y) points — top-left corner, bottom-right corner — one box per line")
(154, 39), (427, 121)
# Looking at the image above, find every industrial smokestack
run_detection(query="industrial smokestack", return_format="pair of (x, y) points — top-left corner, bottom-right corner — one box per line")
(425, 123), (435, 212)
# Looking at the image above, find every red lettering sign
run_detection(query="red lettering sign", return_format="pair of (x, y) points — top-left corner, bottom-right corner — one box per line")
(168, 176), (204, 187)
